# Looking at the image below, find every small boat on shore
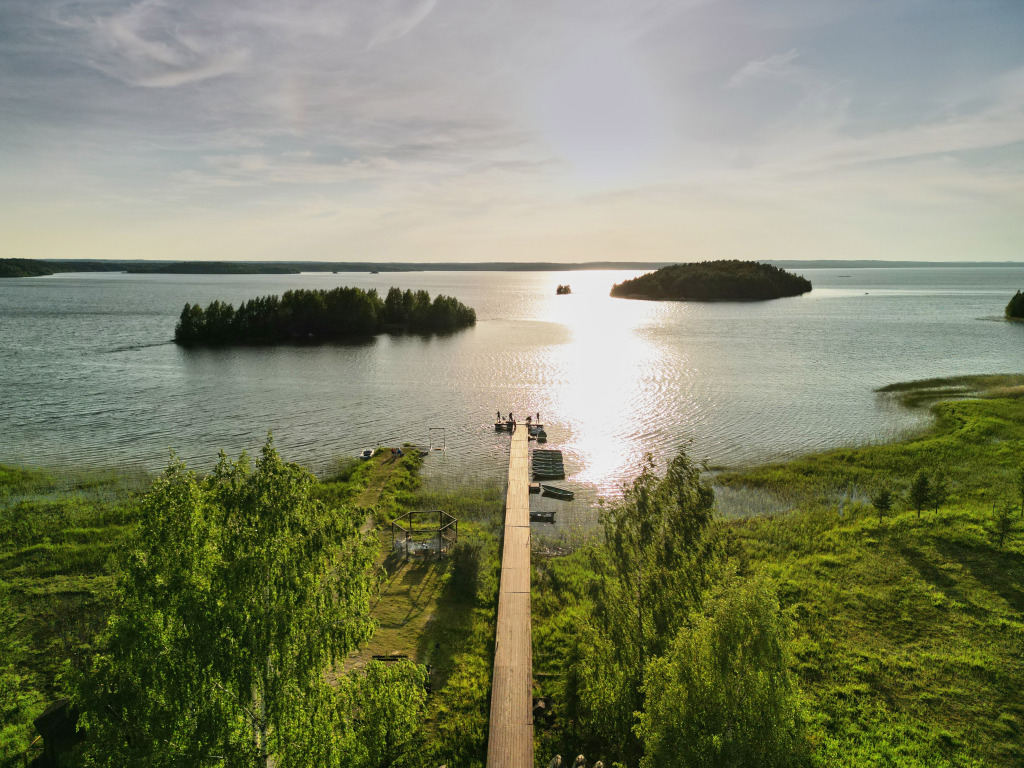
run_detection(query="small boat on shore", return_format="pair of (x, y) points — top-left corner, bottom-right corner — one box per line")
(358, 448), (374, 460)
(541, 485), (574, 501)
(530, 510), (556, 523)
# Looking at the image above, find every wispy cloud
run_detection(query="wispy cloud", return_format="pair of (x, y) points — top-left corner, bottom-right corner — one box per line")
(2, 0), (1024, 262)
(368, 0), (439, 48)
(63, 0), (249, 88)
(727, 49), (801, 88)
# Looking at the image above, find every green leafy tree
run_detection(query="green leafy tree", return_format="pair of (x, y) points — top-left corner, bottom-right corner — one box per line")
(992, 500), (1016, 549)
(930, 473), (950, 515)
(871, 487), (893, 524)
(338, 660), (427, 768)
(908, 470), (932, 519)
(565, 451), (724, 762)
(1005, 289), (1024, 319)
(74, 437), (378, 767)
(637, 577), (809, 768)
(0, 581), (41, 763)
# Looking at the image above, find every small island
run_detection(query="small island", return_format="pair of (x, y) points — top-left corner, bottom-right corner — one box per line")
(610, 259), (812, 301)
(175, 286), (476, 345)
(556, 284), (571, 295)
(1006, 290), (1024, 320)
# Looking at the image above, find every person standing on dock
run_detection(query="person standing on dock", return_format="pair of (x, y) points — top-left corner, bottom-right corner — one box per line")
(497, 410), (502, 421)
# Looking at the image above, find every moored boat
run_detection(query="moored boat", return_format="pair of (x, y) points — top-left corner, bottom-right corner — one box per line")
(541, 484), (574, 501)
(530, 510), (556, 523)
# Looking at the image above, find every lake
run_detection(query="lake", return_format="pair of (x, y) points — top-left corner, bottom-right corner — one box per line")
(1, 267), (1022, 523)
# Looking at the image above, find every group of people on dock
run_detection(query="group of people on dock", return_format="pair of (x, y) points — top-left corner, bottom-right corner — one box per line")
(497, 411), (541, 429)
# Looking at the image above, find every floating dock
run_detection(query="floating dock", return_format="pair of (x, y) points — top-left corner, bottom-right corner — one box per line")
(531, 449), (565, 480)
(486, 424), (534, 767)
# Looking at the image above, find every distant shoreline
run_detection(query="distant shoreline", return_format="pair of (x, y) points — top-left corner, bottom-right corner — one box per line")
(6, 257), (1024, 279)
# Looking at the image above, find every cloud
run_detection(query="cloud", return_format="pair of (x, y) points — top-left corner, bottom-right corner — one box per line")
(727, 49), (800, 88)
(64, 0), (249, 88)
(2, 0), (1024, 262)
(368, 0), (439, 48)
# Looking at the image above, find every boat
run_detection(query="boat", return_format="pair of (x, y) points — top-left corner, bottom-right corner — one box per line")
(530, 510), (556, 523)
(541, 484), (574, 501)
(537, 429), (547, 443)
(529, 482), (541, 494)
(358, 448), (374, 460)
(494, 421), (514, 431)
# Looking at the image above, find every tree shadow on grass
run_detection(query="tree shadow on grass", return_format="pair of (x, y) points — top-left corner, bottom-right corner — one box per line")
(415, 564), (478, 692)
(932, 538), (1024, 617)
(893, 542), (989, 620)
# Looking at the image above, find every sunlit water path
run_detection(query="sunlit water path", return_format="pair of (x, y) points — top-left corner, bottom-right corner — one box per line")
(2, 267), (1022, 524)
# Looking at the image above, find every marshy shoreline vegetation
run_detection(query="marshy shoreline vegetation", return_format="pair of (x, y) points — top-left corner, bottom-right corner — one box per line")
(610, 259), (812, 301)
(2, 373), (1024, 766)
(174, 286), (477, 346)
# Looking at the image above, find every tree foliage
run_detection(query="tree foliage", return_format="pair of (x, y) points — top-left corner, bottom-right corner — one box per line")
(908, 470), (932, 519)
(72, 438), (382, 767)
(610, 261), (812, 302)
(1005, 290), (1024, 319)
(871, 487), (894, 524)
(337, 660), (427, 768)
(175, 287), (476, 345)
(0, 581), (41, 761)
(561, 450), (806, 766)
(637, 577), (807, 768)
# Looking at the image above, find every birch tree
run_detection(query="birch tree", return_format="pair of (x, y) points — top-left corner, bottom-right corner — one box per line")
(75, 438), (378, 767)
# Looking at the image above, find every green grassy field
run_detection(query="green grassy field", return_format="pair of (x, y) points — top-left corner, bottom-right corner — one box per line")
(533, 376), (1024, 766)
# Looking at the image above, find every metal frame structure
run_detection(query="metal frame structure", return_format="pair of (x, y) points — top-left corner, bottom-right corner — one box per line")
(391, 509), (458, 559)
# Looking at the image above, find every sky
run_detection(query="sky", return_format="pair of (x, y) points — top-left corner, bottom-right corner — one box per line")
(2, 0), (1023, 263)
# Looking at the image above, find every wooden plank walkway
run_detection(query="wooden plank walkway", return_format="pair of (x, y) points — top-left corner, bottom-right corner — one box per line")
(486, 424), (534, 768)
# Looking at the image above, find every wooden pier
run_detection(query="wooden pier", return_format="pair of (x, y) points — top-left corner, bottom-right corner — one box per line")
(486, 424), (534, 767)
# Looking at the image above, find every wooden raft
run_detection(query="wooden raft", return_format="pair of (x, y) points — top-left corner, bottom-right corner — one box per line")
(486, 424), (534, 767)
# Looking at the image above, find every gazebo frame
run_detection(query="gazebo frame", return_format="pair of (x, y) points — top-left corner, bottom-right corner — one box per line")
(391, 509), (458, 559)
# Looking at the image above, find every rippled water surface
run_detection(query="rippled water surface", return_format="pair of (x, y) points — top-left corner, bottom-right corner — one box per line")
(2, 267), (1022, 520)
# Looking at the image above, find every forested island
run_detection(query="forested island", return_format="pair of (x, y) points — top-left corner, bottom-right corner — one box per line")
(0, 258), (124, 278)
(127, 261), (300, 275)
(610, 260), (812, 301)
(175, 286), (477, 345)
(1006, 290), (1024, 319)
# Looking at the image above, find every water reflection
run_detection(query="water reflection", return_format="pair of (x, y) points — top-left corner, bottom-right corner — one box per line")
(1, 267), (1022, 523)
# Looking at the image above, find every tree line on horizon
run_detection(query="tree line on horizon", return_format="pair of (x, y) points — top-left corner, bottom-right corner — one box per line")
(611, 260), (812, 302)
(175, 286), (476, 345)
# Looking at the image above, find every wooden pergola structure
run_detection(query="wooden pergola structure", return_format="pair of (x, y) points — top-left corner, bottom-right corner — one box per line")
(390, 510), (458, 559)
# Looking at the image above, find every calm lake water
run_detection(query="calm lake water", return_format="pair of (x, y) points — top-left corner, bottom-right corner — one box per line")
(2, 267), (1022, 522)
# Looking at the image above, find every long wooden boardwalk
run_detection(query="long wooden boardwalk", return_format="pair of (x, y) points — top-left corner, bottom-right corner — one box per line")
(486, 424), (534, 767)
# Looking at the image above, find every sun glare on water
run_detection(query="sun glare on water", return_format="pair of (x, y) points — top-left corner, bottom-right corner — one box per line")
(538, 272), (671, 497)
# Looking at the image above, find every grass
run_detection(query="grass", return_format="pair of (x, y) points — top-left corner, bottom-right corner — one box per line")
(345, 481), (506, 768)
(531, 375), (1024, 767)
